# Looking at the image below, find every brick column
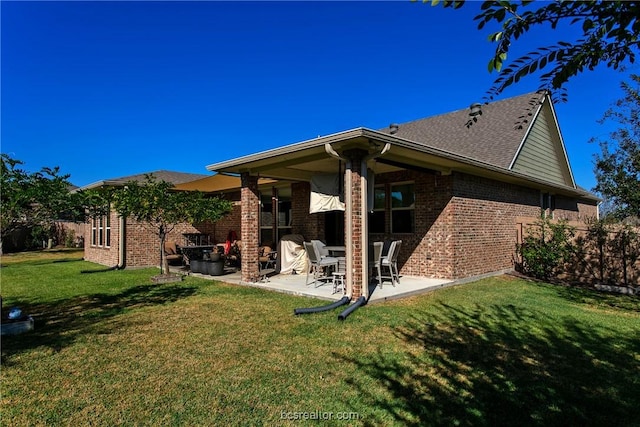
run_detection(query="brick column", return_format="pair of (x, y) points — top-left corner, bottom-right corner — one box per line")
(241, 173), (259, 283)
(343, 149), (367, 300)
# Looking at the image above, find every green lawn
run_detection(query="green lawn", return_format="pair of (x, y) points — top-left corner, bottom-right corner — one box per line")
(2, 250), (639, 426)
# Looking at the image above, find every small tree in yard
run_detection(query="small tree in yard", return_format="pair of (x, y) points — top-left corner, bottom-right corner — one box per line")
(109, 175), (233, 276)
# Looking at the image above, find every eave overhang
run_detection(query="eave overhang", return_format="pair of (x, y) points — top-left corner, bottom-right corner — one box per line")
(206, 128), (599, 202)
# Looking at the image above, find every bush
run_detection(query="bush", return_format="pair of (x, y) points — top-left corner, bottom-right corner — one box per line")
(64, 230), (76, 248)
(518, 216), (575, 280)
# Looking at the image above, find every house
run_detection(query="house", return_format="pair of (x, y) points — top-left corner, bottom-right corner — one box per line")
(81, 170), (227, 268)
(202, 91), (599, 300)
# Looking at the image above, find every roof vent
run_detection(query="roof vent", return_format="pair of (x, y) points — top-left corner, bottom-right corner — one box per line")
(389, 123), (399, 134)
(469, 103), (483, 117)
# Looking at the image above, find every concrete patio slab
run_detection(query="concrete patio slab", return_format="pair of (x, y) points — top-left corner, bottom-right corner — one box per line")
(175, 266), (455, 303)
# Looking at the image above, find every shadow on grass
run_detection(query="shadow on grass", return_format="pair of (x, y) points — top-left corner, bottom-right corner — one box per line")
(1, 283), (198, 366)
(552, 284), (640, 313)
(80, 266), (119, 274)
(52, 258), (85, 264)
(337, 302), (640, 426)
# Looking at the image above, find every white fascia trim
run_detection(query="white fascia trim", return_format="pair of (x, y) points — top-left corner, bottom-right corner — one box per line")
(546, 96), (577, 189)
(508, 95), (545, 170)
(205, 128), (367, 172)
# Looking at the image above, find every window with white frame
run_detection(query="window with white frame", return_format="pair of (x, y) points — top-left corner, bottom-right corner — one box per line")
(91, 211), (111, 248)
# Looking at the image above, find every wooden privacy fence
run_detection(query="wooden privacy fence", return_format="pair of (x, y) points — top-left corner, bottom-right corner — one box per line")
(516, 217), (639, 287)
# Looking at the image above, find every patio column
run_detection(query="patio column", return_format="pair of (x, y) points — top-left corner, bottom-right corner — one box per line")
(240, 173), (259, 283)
(343, 149), (369, 301)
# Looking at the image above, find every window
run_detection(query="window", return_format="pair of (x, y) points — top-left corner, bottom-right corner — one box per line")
(369, 185), (386, 233)
(541, 193), (556, 218)
(91, 209), (111, 248)
(260, 193), (274, 246)
(91, 219), (97, 246)
(98, 217), (104, 246)
(105, 213), (111, 247)
(260, 188), (292, 246)
(367, 182), (415, 234)
(391, 182), (415, 233)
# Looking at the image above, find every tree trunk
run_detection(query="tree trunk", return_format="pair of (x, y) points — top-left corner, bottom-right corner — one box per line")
(159, 229), (169, 276)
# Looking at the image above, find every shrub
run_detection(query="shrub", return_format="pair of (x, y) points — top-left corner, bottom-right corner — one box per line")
(64, 229), (76, 248)
(518, 216), (575, 280)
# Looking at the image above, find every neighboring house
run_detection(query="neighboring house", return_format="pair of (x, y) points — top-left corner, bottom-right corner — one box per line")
(203, 91), (599, 299)
(80, 170), (240, 269)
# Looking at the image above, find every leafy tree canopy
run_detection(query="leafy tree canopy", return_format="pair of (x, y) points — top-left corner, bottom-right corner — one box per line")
(1, 154), (78, 252)
(592, 74), (640, 220)
(428, 0), (640, 102)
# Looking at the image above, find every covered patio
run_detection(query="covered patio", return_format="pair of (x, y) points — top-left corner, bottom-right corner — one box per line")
(204, 128), (456, 302)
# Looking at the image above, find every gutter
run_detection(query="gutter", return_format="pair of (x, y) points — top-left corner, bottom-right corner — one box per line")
(117, 215), (126, 269)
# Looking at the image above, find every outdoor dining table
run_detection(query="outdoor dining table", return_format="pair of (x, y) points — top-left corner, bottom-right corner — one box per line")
(180, 245), (218, 262)
(324, 245), (346, 256)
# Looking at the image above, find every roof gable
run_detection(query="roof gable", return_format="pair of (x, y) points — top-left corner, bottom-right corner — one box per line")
(510, 99), (576, 188)
(380, 91), (547, 169)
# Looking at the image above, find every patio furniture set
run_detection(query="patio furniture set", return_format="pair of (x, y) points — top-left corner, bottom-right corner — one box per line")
(304, 239), (402, 294)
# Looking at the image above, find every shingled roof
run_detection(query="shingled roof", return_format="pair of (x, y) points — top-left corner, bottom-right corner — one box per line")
(378, 91), (546, 170)
(80, 170), (209, 190)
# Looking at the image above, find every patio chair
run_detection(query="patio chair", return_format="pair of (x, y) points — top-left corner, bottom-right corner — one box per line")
(380, 240), (402, 286)
(310, 240), (330, 258)
(303, 241), (339, 287)
(258, 245), (277, 270)
(163, 241), (183, 266)
(258, 245), (277, 282)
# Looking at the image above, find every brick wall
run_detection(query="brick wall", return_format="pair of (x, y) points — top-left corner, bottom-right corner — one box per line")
(215, 200), (242, 243)
(83, 195), (241, 269)
(450, 173), (541, 278)
(369, 170), (583, 280)
(553, 195), (598, 221)
(291, 181), (324, 240)
(83, 211), (121, 267)
(370, 170), (455, 279)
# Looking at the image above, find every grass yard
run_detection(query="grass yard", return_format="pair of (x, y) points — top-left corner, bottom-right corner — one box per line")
(1, 250), (639, 426)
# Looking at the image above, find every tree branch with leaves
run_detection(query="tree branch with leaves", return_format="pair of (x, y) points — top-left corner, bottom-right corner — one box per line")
(592, 74), (640, 220)
(1, 154), (79, 253)
(428, 0), (640, 102)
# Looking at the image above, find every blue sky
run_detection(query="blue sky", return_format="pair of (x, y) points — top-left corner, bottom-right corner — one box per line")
(2, 1), (637, 191)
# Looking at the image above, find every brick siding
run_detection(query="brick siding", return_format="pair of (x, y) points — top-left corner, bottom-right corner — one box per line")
(84, 170), (599, 285)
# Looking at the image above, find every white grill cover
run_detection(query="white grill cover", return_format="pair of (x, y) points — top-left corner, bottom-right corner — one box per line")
(276, 234), (308, 275)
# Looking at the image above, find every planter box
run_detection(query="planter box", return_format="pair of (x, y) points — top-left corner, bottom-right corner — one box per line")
(1, 316), (34, 336)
